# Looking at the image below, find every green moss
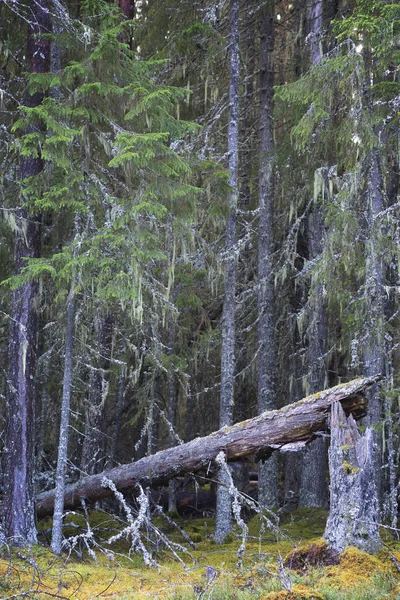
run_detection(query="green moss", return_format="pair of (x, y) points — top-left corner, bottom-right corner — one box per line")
(4, 509), (399, 599)
(342, 460), (360, 475)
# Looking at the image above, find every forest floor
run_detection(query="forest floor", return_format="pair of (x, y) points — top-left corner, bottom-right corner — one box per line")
(1, 508), (400, 599)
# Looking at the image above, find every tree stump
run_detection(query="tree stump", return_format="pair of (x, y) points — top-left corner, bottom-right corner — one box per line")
(324, 401), (382, 554)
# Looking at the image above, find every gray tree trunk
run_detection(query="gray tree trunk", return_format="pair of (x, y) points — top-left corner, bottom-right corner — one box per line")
(111, 372), (126, 466)
(307, 0), (323, 65)
(51, 290), (76, 555)
(324, 401), (382, 554)
(2, 0), (50, 546)
(167, 320), (178, 514)
(239, 0), (256, 208)
(298, 0), (330, 510)
(215, 0), (239, 544)
(362, 146), (385, 502)
(257, 0), (277, 510)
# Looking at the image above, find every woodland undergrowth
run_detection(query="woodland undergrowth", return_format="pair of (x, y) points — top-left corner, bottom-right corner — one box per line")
(0, 508), (400, 600)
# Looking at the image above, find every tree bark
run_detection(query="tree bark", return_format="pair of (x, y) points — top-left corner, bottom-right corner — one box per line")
(215, 0), (239, 544)
(36, 376), (378, 518)
(257, 0), (277, 510)
(298, 0), (331, 511)
(3, 0), (50, 546)
(324, 401), (382, 554)
(51, 290), (76, 555)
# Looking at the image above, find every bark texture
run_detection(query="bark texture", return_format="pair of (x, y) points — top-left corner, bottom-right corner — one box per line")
(324, 401), (382, 554)
(299, 204), (329, 509)
(36, 376), (378, 518)
(215, 0), (239, 544)
(257, 0), (277, 510)
(51, 293), (75, 555)
(3, 0), (50, 545)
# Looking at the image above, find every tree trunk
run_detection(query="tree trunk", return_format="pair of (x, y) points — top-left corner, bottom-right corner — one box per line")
(3, 0), (50, 546)
(215, 0), (239, 544)
(51, 290), (76, 555)
(298, 0), (330, 511)
(36, 376), (378, 518)
(257, 0), (277, 510)
(324, 401), (382, 554)
(111, 372), (126, 466)
(167, 320), (178, 514)
(363, 146), (385, 501)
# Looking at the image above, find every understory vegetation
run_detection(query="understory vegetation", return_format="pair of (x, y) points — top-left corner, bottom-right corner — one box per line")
(1, 509), (400, 599)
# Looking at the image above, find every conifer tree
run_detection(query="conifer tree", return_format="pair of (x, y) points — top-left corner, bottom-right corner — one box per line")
(215, 0), (239, 544)
(257, 0), (277, 510)
(2, 0), (50, 545)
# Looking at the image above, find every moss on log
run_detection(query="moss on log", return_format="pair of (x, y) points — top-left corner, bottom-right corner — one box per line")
(36, 375), (380, 518)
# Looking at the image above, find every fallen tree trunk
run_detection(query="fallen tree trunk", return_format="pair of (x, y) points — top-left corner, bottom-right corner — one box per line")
(36, 376), (380, 518)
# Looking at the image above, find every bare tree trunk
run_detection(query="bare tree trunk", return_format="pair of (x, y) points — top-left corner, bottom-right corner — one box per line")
(257, 0), (277, 510)
(215, 0), (240, 544)
(36, 376), (377, 518)
(324, 401), (382, 554)
(51, 289), (76, 555)
(3, 0), (50, 545)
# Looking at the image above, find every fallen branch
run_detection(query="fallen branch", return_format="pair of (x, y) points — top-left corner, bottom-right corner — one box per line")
(36, 375), (380, 518)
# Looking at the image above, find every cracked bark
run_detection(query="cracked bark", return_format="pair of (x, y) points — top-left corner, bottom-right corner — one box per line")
(324, 401), (381, 554)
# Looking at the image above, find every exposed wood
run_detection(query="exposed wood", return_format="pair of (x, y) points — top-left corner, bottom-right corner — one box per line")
(324, 401), (382, 554)
(36, 376), (380, 518)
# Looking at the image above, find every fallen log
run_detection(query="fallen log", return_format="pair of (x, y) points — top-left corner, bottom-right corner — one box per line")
(36, 375), (380, 518)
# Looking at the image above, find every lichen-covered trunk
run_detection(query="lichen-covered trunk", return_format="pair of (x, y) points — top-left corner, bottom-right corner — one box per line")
(3, 0), (50, 545)
(324, 401), (382, 554)
(215, 0), (239, 544)
(363, 147), (385, 502)
(257, 0), (277, 510)
(81, 313), (114, 475)
(298, 0), (330, 511)
(299, 206), (329, 509)
(167, 320), (177, 514)
(51, 292), (75, 555)
(111, 372), (126, 466)
(239, 0), (256, 208)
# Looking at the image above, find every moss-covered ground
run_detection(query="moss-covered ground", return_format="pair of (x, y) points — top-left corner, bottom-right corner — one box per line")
(1, 508), (400, 599)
